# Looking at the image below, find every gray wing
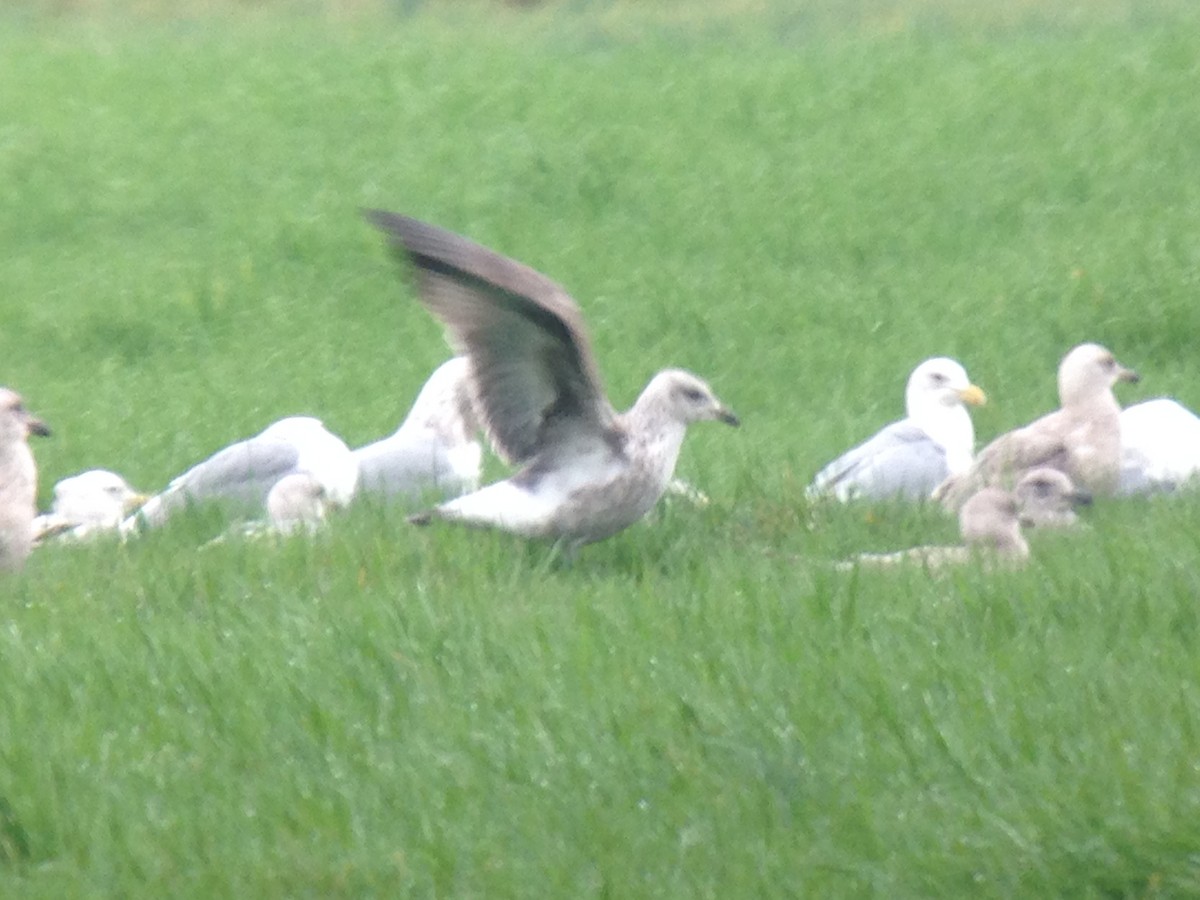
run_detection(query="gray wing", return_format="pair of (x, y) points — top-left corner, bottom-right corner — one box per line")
(364, 209), (617, 465)
(810, 420), (949, 501)
(138, 438), (301, 526)
(175, 438), (301, 501)
(353, 434), (473, 502)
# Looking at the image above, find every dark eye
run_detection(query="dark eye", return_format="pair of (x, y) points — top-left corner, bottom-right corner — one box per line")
(682, 387), (705, 403)
(930, 373), (948, 385)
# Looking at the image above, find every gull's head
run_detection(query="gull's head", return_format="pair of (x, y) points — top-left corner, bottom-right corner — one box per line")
(959, 487), (1027, 557)
(905, 357), (986, 416)
(0, 388), (50, 445)
(1058, 343), (1139, 407)
(1014, 467), (1092, 528)
(267, 472), (329, 532)
(52, 469), (148, 526)
(647, 369), (740, 428)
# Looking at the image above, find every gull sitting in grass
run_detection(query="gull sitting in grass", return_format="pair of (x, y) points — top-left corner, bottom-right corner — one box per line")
(364, 209), (740, 552)
(0, 388), (51, 572)
(121, 416), (358, 535)
(934, 342), (1139, 510)
(842, 487), (1029, 571)
(807, 357), (986, 502)
(1117, 398), (1200, 495)
(33, 469), (148, 543)
(1013, 467), (1092, 529)
(353, 356), (482, 505)
(202, 472), (333, 548)
(266, 472), (330, 534)
(846, 466), (1094, 572)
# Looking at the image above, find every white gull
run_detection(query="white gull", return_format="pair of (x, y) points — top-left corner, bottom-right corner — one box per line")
(808, 357), (986, 502)
(1118, 398), (1200, 495)
(122, 416), (358, 534)
(33, 469), (148, 543)
(353, 356), (482, 504)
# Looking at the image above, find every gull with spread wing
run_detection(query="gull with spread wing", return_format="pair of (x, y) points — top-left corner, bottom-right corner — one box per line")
(364, 209), (739, 551)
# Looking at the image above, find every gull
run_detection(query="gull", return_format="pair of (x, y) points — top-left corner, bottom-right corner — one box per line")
(842, 470), (1093, 572)
(1117, 398), (1200, 495)
(33, 469), (148, 543)
(201, 473), (333, 548)
(353, 356), (483, 504)
(0, 388), (50, 572)
(1013, 467), (1092, 529)
(364, 209), (740, 550)
(807, 357), (986, 501)
(122, 416), (358, 534)
(841, 486), (1029, 571)
(266, 472), (331, 534)
(934, 343), (1139, 511)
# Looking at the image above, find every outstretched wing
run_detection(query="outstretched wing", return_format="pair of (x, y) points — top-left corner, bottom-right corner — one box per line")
(364, 209), (617, 465)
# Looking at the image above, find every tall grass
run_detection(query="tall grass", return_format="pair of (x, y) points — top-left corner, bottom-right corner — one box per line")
(2, 1), (1200, 896)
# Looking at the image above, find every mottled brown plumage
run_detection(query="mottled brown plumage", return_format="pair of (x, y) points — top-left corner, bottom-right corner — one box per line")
(365, 210), (739, 549)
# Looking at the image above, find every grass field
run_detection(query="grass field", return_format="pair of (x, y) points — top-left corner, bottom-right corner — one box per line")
(3, 0), (1200, 896)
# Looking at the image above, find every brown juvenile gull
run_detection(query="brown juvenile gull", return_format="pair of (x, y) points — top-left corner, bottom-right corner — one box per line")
(807, 357), (986, 502)
(843, 471), (1092, 572)
(0, 388), (51, 572)
(33, 469), (148, 543)
(1118, 398), (1200, 496)
(841, 487), (1029, 571)
(121, 416), (358, 535)
(1013, 467), (1092, 529)
(934, 343), (1138, 511)
(363, 209), (740, 550)
(352, 356), (483, 504)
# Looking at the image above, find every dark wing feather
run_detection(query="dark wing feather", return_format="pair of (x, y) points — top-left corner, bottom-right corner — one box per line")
(364, 209), (615, 464)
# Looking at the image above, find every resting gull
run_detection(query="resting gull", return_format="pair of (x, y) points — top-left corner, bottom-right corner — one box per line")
(353, 356), (482, 504)
(1118, 398), (1200, 495)
(266, 472), (331, 533)
(807, 357), (986, 501)
(0, 388), (50, 572)
(1013, 467), (1091, 529)
(364, 209), (739, 550)
(33, 469), (148, 543)
(122, 416), (358, 534)
(843, 469), (1092, 571)
(842, 487), (1028, 571)
(934, 343), (1138, 510)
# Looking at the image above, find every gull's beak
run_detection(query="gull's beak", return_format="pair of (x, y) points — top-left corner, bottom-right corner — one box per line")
(26, 417), (50, 438)
(1116, 365), (1140, 385)
(124, 492), (151, 514)
(716, 406), (740, 427)
(958, 384), (987, 407)
(1071, 489), (1094, 508)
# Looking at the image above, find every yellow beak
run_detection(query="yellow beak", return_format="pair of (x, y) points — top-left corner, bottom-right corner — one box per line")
(959, 384), (987, 407)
